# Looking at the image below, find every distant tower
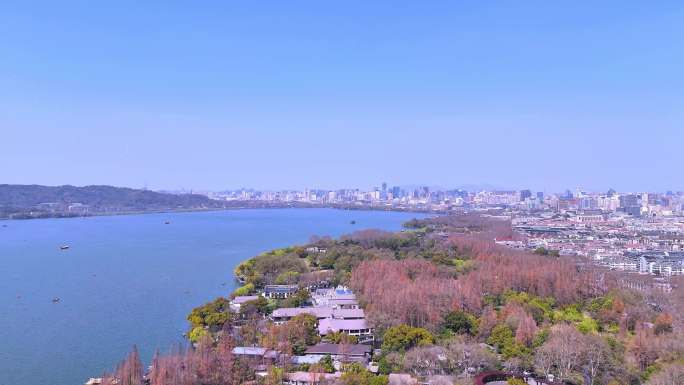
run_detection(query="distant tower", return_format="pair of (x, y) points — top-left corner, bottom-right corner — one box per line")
(520, 189), (532, 201)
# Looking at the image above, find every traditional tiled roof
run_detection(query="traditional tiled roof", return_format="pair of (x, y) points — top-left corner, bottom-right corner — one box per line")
(286, 371), (341, 383)
(318, 318), (369, 334)
(232, 347), (267, 356)
(230, 295), (259, 304)
(304, 343), (371, 356)
(272, 306), (364, 320)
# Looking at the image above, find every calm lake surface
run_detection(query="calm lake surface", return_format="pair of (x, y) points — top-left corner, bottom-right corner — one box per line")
(0, 208), (424, 385)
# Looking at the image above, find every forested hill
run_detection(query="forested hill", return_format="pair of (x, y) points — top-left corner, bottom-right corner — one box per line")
(0, 184), (223, 218)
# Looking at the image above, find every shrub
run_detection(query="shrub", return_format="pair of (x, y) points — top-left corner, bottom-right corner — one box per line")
(443, 310), (478, 335)
(382, 324), (434, 353)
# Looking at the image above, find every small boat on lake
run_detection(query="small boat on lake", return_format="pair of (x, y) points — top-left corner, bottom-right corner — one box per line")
(60, 245), (70, 250)
(350, 220), (356, 225)
(164, 221), (171, 224)
(52, 297), (60, 303)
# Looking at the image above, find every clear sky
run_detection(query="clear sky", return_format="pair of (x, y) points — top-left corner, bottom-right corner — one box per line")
(1, 1), (682, 192)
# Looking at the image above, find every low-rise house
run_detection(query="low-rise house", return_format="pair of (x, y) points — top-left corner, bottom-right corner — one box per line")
(229, 295), (259, 312)
(271, 306), (364, 324)
(290, 355), (323, 365)
(318, 319), (374, 343)
(262, 285), (298, 299)
(332, 308), (365, 319)
(284, 371), (341, 385)
(327, 298), (359, 309)
(231, 347), (278, 370)
(311, 286), (358, 308)
(304, 343), (371, 364)
(305, 246), (327, 254)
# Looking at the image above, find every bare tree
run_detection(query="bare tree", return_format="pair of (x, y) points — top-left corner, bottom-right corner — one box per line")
(441, 336), (497, 376)
(582, 334), (609, 385)
(403, 345), (446, 376)
(646, 363), (684, 385)
(534, 324), (585, 382)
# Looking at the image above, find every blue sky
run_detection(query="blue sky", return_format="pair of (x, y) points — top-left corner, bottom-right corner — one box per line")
(1, 1), (682, 192)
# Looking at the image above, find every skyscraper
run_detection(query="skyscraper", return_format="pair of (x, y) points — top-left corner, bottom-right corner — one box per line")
(520, 189), (532, 201)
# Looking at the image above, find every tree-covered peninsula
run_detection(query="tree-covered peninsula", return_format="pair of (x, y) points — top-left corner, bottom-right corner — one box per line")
(103, 214), (684, 385)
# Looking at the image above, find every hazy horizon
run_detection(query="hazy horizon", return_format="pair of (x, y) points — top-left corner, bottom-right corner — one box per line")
(2, 182), (678, 196)
(2, 2), (683, 192)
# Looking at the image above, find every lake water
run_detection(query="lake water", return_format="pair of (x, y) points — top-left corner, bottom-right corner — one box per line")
(0, 208), (424, 385)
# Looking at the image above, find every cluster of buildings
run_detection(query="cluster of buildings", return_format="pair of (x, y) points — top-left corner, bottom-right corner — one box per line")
(201, 186), (684, 215)
(204, 184), (470, 211)
(221, 285), (503, 384)
(495, 190), (684, 290)
(228, 286), (377, 383)
(232, 285), (374, 343)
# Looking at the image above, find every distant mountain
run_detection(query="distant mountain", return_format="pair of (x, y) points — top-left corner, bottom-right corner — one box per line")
(0, 184), (223, 219)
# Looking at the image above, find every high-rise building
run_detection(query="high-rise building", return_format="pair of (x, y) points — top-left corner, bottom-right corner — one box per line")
(520, 189), (532, 201)
(620, 194), (642, 216)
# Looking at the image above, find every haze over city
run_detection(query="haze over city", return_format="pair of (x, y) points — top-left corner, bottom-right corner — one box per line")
(2, 1), (683, 192)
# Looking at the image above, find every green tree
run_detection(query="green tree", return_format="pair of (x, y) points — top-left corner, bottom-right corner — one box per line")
(326, 331), (359, 344)
(188, 326), (208, 343)
(532, 329), (549, 348)
(239, 296), (272, 317)
(487, 324), (526, 359)
(534, 247), (549, 255)
(443, 310), (478, 335)
(187, 297), (232, 331)
(381, 324), (434, 353)
(232, 283), (255, 296)
(577, 316), (599, 334)
(264, 366), (284, 385)
(340, 363), (389, 385)
(320, 354), (335, 373)
(282, 289), (310, 308)
(275, 271), (300, 285)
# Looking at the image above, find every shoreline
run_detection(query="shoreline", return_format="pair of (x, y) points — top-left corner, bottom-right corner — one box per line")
(3, 208), (424, 385)
(0, 203), (440, 222)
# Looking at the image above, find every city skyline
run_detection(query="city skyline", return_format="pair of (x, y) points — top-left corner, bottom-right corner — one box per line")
(5, 181), (684, 196)
(168, 184), (683, 196)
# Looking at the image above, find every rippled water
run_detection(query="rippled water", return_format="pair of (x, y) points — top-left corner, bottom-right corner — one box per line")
(0, 208), (424, 385)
